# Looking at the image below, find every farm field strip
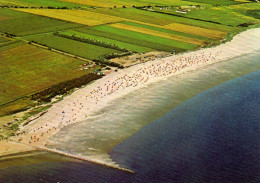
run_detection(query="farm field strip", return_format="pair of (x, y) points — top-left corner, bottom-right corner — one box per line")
(182, 0), (243, 5)
(76, 27), (183, 52)
(28, 34), (122, 60)
(115, 19), (225, 40)
(163, 23), (226, 39)
(88, 8), (175, 26)
(61, 0), (118, 7)
(121, 21), (212, 42)
(0, 9), (82, 36)
(126, 19), (229, 39)
(109, 23), (205, 46)
(60, 30), (153, 52)
(16, 8), (177, 27)
(14, 9), (124, 26)
(89, 25), (198, 51)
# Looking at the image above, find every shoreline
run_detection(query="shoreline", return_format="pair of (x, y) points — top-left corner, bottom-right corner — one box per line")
(1, 27), (260, 169)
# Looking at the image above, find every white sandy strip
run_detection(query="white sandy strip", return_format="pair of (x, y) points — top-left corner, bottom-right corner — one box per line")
(11, 28), (260, 152)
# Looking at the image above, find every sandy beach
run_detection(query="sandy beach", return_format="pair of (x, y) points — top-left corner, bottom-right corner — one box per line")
(1, 28), (260, 163)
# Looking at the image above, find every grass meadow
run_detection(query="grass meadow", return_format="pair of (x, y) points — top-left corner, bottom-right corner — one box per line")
(59, 30), (153, 53)
(0, 42), (89, 104)
(28, 34), (122, 60)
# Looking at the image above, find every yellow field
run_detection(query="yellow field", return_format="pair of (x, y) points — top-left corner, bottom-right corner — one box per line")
(0, 0), (33, 6)
(110, 23), (205, 46)
(62, 0), (118, 7)
(112, 20), (226, 40)
(234, 0), (251, 2)
(163, 23), (226, 39)
(15, 9), (123, 26)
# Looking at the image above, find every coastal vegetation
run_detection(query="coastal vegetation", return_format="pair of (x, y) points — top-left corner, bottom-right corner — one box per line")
(0, 0), (260, 137)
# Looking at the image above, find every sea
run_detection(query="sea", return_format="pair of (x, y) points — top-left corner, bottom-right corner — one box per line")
(0, 50), (259, 183)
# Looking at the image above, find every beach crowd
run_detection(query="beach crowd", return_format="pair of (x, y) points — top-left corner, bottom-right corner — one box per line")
(16, 51), (220, 146)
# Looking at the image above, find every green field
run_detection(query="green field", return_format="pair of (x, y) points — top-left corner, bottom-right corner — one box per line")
(0, 42), (91, 103)
(0, 41), (102, 116)
(59, 30), (153, 53)
(0, 8), (83, 36)
(88, 7), (175, 26)
(153, 5), (260, 27)
(28, 34), (122, 60)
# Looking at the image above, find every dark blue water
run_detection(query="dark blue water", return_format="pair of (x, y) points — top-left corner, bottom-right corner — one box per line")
(0, 69), (259, 183)
(110, 70), (260, 183)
